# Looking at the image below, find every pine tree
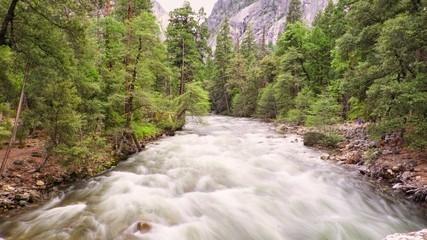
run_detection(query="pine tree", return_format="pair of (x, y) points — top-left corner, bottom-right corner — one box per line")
(287, 0), (302, 25)
(166, 2), (206, 95)
(210, 18), (233, 114)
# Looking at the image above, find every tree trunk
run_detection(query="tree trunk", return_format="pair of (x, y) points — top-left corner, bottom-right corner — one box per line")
(0, 68), (26, 177)
(180, 39), (185, 95)
(0, 0), (19, 46)
(342, 94), (350, 120)
(106, 0), (111, 16)
(124, 0), (134, 129)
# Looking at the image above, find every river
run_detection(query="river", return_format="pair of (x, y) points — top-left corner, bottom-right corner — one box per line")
(0, 116), (425, 239)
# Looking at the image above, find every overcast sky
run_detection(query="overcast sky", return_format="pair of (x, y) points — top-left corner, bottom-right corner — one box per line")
(156, 0), (217, 15)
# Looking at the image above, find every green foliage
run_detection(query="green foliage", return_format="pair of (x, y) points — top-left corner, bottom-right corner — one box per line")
(348, 97), (366, 121)
(166, 2), (210, 95)
(284, 87), (315, 124)
(256, 83), (277, 119)
(132, 122), (158, 139)
(304, 131), (344, 148)
(363, 148), (381, 164)
(54, 135), (108, 175)
(0, 119), (12, 143)
(306, 93), (342, 127)
(176, 81), (210, 119)
(286, 0), (302, 25)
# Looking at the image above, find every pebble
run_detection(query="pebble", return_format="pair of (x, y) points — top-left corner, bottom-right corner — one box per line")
(392, 165), (401, 172)
(36, 180), (45, 186)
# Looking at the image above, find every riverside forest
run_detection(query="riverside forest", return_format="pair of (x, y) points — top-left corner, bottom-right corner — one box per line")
(0, 0), (426, 239)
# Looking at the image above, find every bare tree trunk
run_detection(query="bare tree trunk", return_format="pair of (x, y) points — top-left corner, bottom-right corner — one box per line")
(0, 68), (26, 177)
(0, 0), (19, 46)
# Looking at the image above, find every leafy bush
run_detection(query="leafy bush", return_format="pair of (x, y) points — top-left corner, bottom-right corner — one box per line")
(256, 83), (277, 119)
(132, 122), (158, 139)
(304, 131), (344, 148)
(305, 94), (342, 127)
(0, 120), (12, 142)
(283, 87), (315, 124)
(348, 97), (366, 121)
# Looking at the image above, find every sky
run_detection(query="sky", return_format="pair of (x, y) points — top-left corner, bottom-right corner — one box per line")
(156, 0), (217, 15)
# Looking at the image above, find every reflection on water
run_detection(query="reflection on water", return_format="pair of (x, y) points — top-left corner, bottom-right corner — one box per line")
(0, 116), (425, 240)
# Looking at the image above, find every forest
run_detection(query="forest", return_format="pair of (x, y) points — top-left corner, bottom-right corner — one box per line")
(0, 0), (426, 176)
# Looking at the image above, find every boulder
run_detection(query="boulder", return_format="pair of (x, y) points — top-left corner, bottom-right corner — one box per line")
(359, 166), (369, 175)
(401, 171), (413, 180)
(28, 190), (41, 202)
(137, 222), (152, 233)
(15, 193), (30, 201)
(337, 142), (347, 149)
(13, 159), (24, 166)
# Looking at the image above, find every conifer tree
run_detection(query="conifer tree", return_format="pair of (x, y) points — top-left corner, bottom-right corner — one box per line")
(210, 18), (233, 114)
(287, 0), (302, 25)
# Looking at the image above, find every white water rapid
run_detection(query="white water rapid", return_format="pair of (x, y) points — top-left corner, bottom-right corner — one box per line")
(0, 116), (425, 239)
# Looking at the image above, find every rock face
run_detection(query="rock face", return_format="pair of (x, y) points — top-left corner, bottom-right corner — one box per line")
(152, 1), (169, 42)
(207, 0), (334, 49)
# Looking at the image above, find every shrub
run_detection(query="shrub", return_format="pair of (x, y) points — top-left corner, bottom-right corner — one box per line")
(304, 131), (344, 148)
(132, 122), (158, 139)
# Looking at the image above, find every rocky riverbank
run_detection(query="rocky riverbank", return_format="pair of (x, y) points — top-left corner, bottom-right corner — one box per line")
(0, 129), (176, 215)
(276, 122), (427, 203)
(383, 229), (427, 240)
(277, 122), (427, 240)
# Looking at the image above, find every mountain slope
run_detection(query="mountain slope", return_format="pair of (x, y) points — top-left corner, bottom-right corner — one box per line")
(207, 0), (333, 48)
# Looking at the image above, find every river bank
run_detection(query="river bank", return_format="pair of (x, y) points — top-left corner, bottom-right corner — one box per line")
(0, 129), (175, 215)
(276, 122), (427, 203)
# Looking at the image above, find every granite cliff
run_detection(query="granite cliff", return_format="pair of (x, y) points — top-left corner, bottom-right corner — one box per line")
(207, 0), (334, 48)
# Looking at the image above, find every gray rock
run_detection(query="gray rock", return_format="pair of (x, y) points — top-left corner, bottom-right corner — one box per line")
(320, 155), (329, 160)
(383, 229), (427, 240)
(401, 171), (413, 180)
(18, 200), (28, 207)
(359, 166), (369, 175)
(13, 159), (24, 165)
(407, 160), (418, 168)
(28, 190), (41, 202)
(207, 0), (334, 49)
(392, 164), (402, 172)
(15, 193), (30, 201)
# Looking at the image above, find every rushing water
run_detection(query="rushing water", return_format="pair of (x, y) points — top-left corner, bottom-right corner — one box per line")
(0, 116), (426, 240)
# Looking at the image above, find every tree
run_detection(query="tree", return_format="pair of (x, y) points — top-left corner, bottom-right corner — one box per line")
(166, 2), (208, 96)
(210, 18), (233, 114)
(287, 0), (302, 25)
